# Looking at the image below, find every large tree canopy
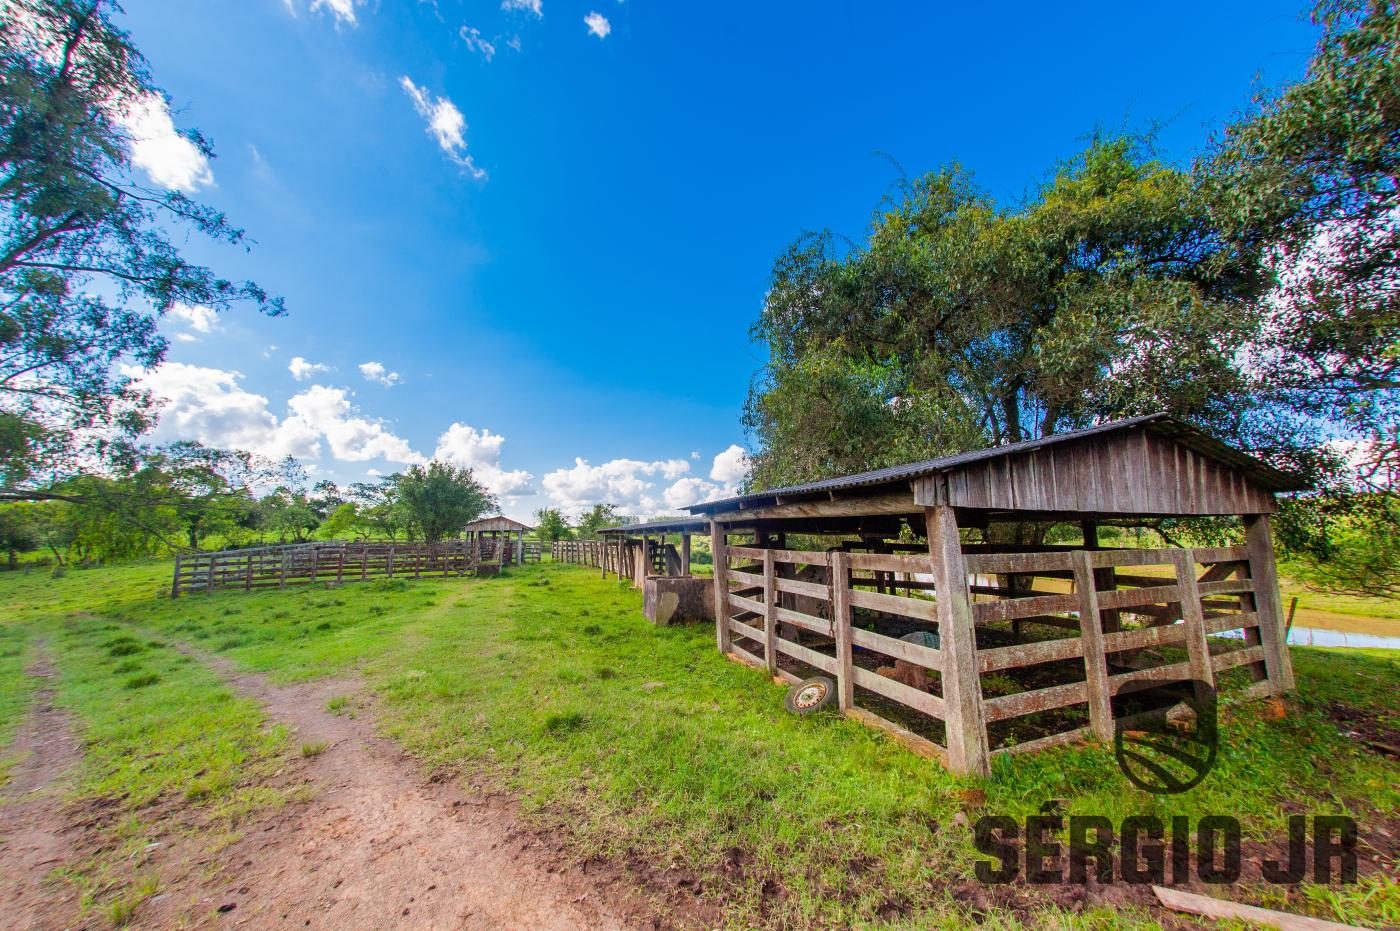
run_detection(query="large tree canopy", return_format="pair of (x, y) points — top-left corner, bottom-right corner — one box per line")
(1204, 0), (1400, 471)
(0, 0), (282, 492)
(744, 137), (1311, 490)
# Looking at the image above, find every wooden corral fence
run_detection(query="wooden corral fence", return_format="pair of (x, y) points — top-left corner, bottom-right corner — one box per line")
(552, 540), (603, 566)
(715, 539), (1289, 764)
(172, 540), (475, 596)
(523, 541), (542, 563)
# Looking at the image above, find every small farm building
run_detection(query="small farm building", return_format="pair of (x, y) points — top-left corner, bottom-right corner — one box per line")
(464, 515), (535, 565)
(685, 414), (1306, 776)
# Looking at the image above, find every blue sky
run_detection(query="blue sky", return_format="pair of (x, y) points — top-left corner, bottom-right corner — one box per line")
(116, 0), (1320, 521)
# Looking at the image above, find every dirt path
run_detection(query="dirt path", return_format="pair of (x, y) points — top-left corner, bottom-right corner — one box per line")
(149, 651), (647, 930)
(0, 655), (86, 930)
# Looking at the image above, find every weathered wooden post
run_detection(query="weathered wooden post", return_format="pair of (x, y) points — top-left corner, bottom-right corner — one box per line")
(711, 523), (730, 654)
(1082, 520), (1121, 633)
(831, 551), (854, 712)
(925, 505), (990, 777)
(1072, 550), (1114, 741)
(172, 553), (183, 598)
(762, 548), (778, 675)
(1171, 548), (1217, 704)
(681, 533), (692, 576)
(1243, 515), (1295, 691)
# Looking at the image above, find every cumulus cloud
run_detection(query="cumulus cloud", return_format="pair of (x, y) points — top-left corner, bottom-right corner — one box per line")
(501, 0), (542, 16)
(124, 363), (424, 465)
(710, 444), (750, 484)
(584, 11), (610, 37)
(122, 362), (320, 460)
(358, 361), (401, 387)
(289, 356), (330, 381)
(432, 423), (534, 495)
(460, 25), (496, 60)
(120, 93), (214, 192)
(542, 456), (690, 514)
(168, 302), (219, 335)
(283, 385), (422, 463)
(399, 77), (486, 179)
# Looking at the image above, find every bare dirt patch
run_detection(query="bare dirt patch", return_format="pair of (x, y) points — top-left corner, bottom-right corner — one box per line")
(140, 650), (656, 929)
(0, 655), (86, 930)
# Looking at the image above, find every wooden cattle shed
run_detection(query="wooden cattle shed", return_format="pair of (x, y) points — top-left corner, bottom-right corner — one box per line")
(685, 414), (1306, 777)
(600, 519), (715, 624)
(464, 515), (534, 566)
(599, 518), (708, 587)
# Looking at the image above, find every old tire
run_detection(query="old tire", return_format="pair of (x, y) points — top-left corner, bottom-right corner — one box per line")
(785, 676), (837, 716)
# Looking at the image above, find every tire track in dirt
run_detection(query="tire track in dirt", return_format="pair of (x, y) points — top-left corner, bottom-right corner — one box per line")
(0, 652), (86, 930)
(161, 648), (649, 930)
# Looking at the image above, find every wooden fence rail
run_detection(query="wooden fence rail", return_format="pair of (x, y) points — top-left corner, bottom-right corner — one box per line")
(552, 541), (602, 567)
(715, 541), (1288, 769)
(172, 540), (474, 596)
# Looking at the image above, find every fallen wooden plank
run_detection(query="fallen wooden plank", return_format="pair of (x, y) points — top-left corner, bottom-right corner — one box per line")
(1151, 885), (1364, 931)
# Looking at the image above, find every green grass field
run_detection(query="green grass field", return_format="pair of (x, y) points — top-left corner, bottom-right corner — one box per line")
(0, 560), (1396, 928)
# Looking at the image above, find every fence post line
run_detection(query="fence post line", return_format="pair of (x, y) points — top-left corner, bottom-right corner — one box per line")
(387, 545), (395, 578)
(1171, 548), (1217, 701)
(711, 523), (731, 654)
(1072, 550), (1114, 741)
(1242, 516), (1295, 691)
(244, 553), (253, 591)
(172, 553), (183, 598)
(205, 553), (217, 594)
(925, 504), (990, 778)
(762, 548), (778, 676)
(831, 551), (854, 712)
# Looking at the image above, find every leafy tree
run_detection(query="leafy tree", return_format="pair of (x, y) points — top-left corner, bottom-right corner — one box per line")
(0, 503), (37, 568)
(745, 137), (1301, 490)
(1204, 0), (1399, 466)
(575, 503), (621, 539)
(347, 480), (409, 540)
(0, 0), (282, 493)
(532, 507), (571, 542)
(392, 462), (495, 545)
(147, 441), (258, 549)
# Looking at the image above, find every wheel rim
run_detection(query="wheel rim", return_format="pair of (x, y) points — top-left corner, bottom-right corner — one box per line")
(793, 682), (828, 709)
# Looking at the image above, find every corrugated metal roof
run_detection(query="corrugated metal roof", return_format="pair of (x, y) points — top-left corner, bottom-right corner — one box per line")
(685, 414), (1308, 514)
(599, 517), (711, 535)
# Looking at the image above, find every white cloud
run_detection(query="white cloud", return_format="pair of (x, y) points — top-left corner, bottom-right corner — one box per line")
(584, 11), (611, 37)
(124, 363), (424, 465)
(123, 362), (320, 461)
(399, 77), (486, 179)
(710, 444), (750, 484)
(358, 361), (401, 387)
(501, 0), (542, 16)
(460, 25), (496, 60)
(542, 456), (691, 514)
(283, 385), (422, 463)
(120, 93), (213, 192)
(168, 302), (219, 338)
(309, 0), (363, 25)
(662, 476), (724, 510)
(289, 356), (330, 381)
(432, 423), (534, 496)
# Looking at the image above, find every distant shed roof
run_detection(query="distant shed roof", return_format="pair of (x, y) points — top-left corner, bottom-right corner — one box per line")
(599, 518), (710, 536)
(687, 414), (1307, 521)
(463, 516), (535, 533)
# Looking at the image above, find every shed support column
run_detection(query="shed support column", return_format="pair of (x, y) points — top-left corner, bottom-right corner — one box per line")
(1243, 515), (1295, 691)
(681, 534), (691, 577)
(711, 523), (731, 654)
(637, 535), (648, 589)
(1082, 520), (1121, 633)
(925, 505), (990, 777)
